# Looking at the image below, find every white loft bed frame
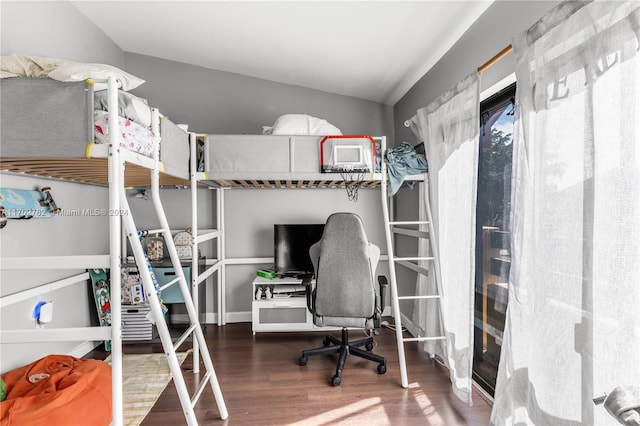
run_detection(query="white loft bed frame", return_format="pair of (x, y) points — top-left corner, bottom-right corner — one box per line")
(191, 134), (387, 331)
(177, 133), (376, 369)
(193, 133), (432, 390)
(0, 77), (227, 425)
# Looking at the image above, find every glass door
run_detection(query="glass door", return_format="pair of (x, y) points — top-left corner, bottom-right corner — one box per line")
(473, 83), (516, 395)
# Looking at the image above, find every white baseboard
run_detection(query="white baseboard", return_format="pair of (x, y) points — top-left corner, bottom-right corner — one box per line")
(204, 309), (391, 326)
(382, 306), (392, 317)
(70, 340), (102, 358)
(225, 311), (251, 323)
(75, 306), (388, 355)
(400, 312), (420, 337)
(199, 311), (251, 324)
(170, 313), (200, 324)
(71, 311), (254, 357)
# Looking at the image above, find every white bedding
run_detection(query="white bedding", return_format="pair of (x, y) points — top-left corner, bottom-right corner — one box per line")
(262, 114), (342, 136)
(0, 53), (144, 91)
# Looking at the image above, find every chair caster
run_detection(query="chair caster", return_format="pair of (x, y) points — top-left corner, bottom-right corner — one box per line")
(365, 342), (374, 351)
(298, 356), (307, 366)
(322, 337), (332, 347)
(331, 375), (341, 386)
(377, 364), (387, 374)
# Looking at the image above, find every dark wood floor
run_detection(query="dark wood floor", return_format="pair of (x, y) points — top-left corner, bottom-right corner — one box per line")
(89, 321), (492, 425)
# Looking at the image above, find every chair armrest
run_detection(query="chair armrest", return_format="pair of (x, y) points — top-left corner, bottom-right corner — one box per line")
(377, 276), (388, 312)
(302, 274), (314, 313)
(373, 276), (388, 328)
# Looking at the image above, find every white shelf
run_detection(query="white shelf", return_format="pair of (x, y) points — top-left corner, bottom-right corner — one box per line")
(252, 276), (309, 334)
(251, 275), (337, 334)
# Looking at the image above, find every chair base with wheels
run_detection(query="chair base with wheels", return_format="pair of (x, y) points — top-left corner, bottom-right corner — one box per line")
(298, 327), (387, 386)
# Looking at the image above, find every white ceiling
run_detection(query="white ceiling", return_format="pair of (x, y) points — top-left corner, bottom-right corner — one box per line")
(71, 1), (493, 105)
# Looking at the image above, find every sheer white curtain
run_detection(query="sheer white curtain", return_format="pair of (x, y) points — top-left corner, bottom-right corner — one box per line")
(492, 1), (640, 425)
(408, 72), (480, 404)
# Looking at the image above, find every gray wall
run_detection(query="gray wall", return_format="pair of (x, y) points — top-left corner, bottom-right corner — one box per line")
(0, 1), (124, 67)
(0, 175), (110, 373)
(124, 53), (392, 137)
(222, 189), (388, 316)
(391, 0), (561, 319)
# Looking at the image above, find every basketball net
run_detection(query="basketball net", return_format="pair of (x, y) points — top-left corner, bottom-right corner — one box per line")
(338, 169), (366, 202)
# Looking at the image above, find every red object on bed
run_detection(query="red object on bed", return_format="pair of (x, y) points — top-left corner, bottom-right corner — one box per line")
(0, 355), (111, 426)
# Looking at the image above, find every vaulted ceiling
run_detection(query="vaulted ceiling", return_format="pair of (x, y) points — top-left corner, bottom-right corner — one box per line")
(72, 1), (493, 105)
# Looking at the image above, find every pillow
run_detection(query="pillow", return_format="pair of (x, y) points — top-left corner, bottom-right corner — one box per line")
(48, 62), (145, 91)
(94, 90), (152, 128)
(262, 114), (342, 136)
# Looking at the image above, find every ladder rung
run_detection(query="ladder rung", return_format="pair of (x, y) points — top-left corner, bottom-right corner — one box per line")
(159, 277), (181, 292)
(191, 371), (213, 407)
(196, 229), (223, 244)
(393, 256), (435, 261)
(397, 295), (441, 300)
(388, 220), (430, 225)
(395, 260), (430, 277)
(142, 228), (166, 235)
(403, 336), (446, 343)
(173, 324), (198, 351)
(392, 227), (429, 239)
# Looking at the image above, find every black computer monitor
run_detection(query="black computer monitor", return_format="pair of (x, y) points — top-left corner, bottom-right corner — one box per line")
(273, 224), (325, 276)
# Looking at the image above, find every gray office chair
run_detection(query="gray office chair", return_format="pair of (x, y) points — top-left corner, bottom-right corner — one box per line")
(298, 212), (388, 386)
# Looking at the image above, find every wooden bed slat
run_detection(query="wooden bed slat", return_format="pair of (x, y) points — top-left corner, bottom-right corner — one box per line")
(2, 158), (386, 191)
(0, 158), (191, 188)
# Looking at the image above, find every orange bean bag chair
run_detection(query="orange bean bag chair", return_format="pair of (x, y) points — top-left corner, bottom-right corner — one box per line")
(0, 355), (111, 426)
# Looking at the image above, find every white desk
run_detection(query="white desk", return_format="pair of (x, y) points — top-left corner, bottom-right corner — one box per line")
(251, 275), (319, 334)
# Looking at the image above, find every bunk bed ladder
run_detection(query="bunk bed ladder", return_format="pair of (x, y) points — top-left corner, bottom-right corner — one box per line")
(120, 159), (228, 424)
(380, 157), (447, 389)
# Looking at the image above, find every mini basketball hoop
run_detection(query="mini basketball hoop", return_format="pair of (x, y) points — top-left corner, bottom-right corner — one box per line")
(320, 135), (376, 202)
(338, 168), (367, 202)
